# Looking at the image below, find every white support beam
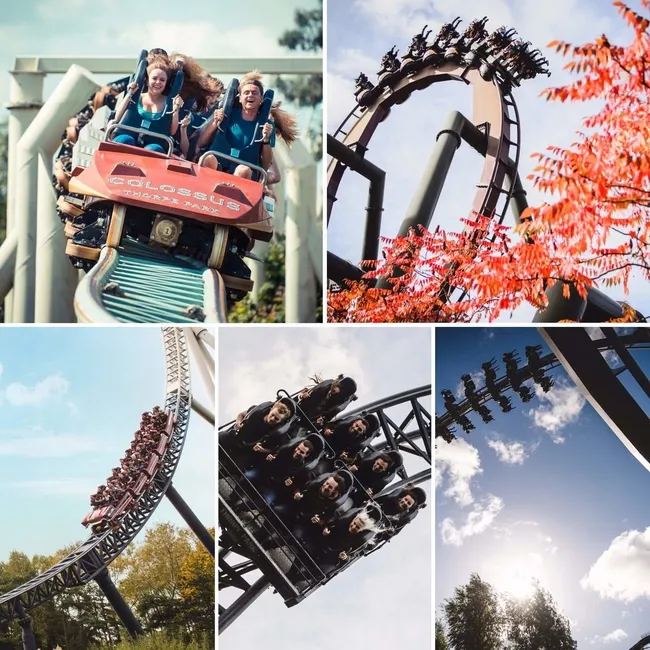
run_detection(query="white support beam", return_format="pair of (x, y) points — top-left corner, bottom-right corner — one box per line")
(275, 139), (318, 323)
(13, 56), (322, 75)
(13, 64), (101, 322)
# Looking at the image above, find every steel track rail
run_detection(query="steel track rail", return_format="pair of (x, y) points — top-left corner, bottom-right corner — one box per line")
(435, 333), (650, 437)
(327, 61), (520, 279)
(0, 327), (192, 623)
(74, 240), (228, 324)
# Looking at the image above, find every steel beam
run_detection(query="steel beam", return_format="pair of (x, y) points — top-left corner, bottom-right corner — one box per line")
(219, 577), (270, 635)
(94, 569), (144, 638)
(165, 483), (215, 557)
(326, 135), (385, 260)
(540, 328), (650, 473)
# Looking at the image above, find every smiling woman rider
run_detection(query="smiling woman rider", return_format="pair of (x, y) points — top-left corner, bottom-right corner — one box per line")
(112, 56), (182, 153)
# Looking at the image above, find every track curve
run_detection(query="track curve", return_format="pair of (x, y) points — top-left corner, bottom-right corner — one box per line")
(0, 327), (192, 623)
(327, 61), (522, 241)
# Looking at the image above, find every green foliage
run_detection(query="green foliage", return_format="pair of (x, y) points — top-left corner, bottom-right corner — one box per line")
(90, 630), (212, 650)
(435, 619), (449, 650)
(229, 235), (286, 323)
(0, 523), (214, 649)
(443, 574), (502, 650)
(276, 0), (323, 159)
(504, 582), (577, 650)
(440, 574), (577, 650)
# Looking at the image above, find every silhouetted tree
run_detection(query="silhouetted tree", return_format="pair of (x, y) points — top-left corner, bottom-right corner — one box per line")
(504, 581), (577, 650)
(435, 619), (450, 650)
(444, 573), (502, 650)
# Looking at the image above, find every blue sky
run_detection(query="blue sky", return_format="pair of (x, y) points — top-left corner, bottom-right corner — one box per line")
(436, 326), (650, 649)
(219, 325), (432, 650)
(0, 326), (214, 562)
(327, 0), (650, 322)
(0, 0), (321, 123)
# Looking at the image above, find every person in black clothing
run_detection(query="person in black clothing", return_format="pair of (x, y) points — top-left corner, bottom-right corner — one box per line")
(315, 505), (383, 573)
(321, 413), (380, 460)
(348, 450), (404, 502)
(281, 471), (354, 544)
(244, 434), (325, 505)
(297, 375), (358, 425)
(220, 397), (297, 467)
(376, 485), (427, 540)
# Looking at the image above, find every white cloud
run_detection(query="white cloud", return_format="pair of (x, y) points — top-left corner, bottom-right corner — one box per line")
(440, 495), (504, 546)
(487, 439), (528, 465)
(590, 629), (628, 644)
(435, 438), (482, 507)
(4, 374), (69, 407)
(115, 22), (286, 58)
(352, 0), (438, 37)
(527, 380), (585, 442)
(36, 0), (87, 21)
(581, 527), (650, 602)
(0, 434), (98, 457)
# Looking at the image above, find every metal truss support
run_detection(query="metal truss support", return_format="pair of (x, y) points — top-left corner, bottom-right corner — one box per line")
(166, 483), (215, 557)
(326, 135), (385, 261)
(540, 328), (650, 473)
(219, 577), (270, 635)
(94, 569), (144, 639)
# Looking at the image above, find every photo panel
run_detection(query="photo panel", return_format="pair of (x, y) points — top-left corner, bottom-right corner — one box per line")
(326, 0), (650, 324)
(0, 0), (322, 325)
(218, 325), (432, 647)
(435, 325), (650, 649)
(0, 326), (215, 649)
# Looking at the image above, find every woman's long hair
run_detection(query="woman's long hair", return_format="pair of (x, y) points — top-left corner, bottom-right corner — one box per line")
(170, 52), (224, 111)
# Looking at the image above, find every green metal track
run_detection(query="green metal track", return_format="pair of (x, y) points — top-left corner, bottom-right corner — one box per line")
(75, 238), (226, 323)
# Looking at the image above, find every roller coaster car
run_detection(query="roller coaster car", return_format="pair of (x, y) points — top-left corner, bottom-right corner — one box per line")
(82, 506), (113, 529)
(63, 54), (275, 305)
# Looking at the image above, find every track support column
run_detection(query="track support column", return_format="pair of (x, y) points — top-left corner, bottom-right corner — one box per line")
(15, 603), (37, 650)
(219, 577), (270, 635)
(94, 568), (144, 638)
(396, 110), (464, 238)
(166, 483), (216, 556)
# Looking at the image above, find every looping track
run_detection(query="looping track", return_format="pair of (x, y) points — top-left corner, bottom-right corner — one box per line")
(327, 61), (522, 241)
(0, 328), (192, 623)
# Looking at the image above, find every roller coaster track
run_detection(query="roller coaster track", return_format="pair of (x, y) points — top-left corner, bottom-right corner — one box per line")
(630, 634), (650, 650)
(327, 36), (523, 293)
(74, 239), (228, 324)
(218, 383), (431, 630)
(0, 327), (192, 623)
(435, 329), (650, 446)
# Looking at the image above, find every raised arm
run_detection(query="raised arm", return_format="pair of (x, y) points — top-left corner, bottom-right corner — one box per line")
(113, 81), (139, 124)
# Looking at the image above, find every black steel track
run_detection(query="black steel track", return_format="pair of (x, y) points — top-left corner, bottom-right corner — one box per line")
(0, 327), (192, 623)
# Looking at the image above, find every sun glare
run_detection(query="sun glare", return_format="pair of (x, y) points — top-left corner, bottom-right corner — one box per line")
(500, 568), (537, 600)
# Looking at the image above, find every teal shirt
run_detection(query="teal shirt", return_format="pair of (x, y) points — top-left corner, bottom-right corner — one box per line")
(227, 107), (275, 160)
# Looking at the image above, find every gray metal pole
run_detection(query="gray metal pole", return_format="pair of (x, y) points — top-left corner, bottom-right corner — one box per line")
(533, 282), (587, 322)
(15, 603), (37, 650)
(396, 110), (464, 238)
(94, 568), (144, 638)
(5, 69), (44, 323)
(165, 483), (215, 556)
(219, 577), (270, 635)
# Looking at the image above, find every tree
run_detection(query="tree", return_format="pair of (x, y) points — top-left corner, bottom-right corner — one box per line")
(330, 0), (650, 323)
(443, 574), (502, 650)
(435, 619), (450, 650)
(228, 235), (287, 323)
(504, 582), (576, 650)
(276, 0), (323, 158)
